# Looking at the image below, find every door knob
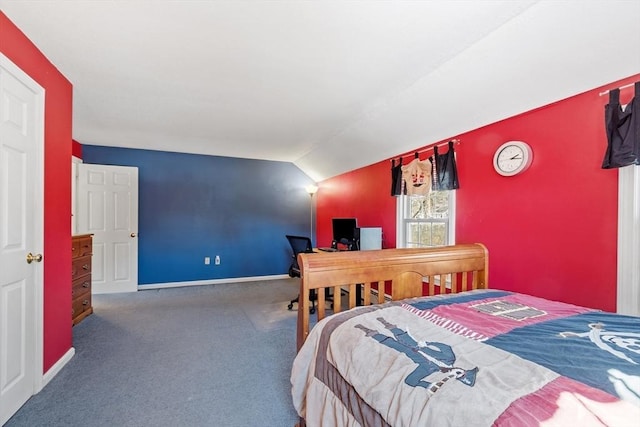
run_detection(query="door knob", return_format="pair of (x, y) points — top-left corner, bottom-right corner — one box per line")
(130, 233), (137, 238)
(26, 252), (43, 264)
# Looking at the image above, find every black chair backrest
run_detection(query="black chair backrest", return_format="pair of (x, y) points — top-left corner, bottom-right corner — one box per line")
(286, 235), (313, 255)
(285, 235), (313, 269)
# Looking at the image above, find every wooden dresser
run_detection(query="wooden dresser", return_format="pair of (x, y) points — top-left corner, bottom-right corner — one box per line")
(72, 234), (93, 325)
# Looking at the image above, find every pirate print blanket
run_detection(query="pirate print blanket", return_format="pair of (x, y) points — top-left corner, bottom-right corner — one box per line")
(291, 290), (640, 427)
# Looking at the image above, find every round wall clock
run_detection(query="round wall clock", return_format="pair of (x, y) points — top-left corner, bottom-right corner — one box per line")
(493, 141), (533, 176)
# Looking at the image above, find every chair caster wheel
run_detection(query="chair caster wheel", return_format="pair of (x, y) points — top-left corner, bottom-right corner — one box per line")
(287, 303), (294, 310)
(310, 307), (316, 314)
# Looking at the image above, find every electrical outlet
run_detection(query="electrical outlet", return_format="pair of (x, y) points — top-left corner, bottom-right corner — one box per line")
(204, 257), (210, 265)
(214, 255), (220, 265)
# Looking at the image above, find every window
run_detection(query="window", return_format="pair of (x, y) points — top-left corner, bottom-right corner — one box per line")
(396, 190), (455, 248)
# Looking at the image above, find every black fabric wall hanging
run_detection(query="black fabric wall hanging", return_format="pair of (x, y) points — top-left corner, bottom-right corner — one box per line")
(390, 158), (405, 196)
(431, 140), (460, 190)
(602, 81), (640, 169)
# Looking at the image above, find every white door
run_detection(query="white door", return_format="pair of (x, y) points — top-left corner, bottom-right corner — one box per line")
(0, 55), (44, 425)
(77, 164), (139, 294)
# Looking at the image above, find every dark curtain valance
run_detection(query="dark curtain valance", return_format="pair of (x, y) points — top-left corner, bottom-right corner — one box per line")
(390, 140), (460, 196)
(602, 81), (640, 169)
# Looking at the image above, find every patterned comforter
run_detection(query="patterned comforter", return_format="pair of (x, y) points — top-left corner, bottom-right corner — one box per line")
(291, 290), (640, 426)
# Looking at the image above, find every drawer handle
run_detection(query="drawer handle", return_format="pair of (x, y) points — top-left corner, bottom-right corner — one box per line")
(82, 299), (89, 306)
(82, 281), (90, 288)
(82, 264), (90, 270)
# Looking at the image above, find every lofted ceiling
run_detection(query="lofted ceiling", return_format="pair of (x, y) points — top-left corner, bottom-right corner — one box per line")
(1, 1), (639, 181)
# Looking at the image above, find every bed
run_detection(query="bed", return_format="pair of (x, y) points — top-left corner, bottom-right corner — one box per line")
(290, 244), (640, 426)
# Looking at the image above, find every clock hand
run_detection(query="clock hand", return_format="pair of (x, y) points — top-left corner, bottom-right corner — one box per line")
(509, 155), (522, 160)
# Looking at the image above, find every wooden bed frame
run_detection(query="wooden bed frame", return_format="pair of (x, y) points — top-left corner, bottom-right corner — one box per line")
(296, 243), (489, 351)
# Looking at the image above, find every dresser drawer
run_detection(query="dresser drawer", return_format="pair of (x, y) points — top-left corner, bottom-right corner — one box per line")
(72, 294), (92, 323)
(72, 275), (91, 299)
(72, 235), (92, 258)
(71, 255), (92, 279)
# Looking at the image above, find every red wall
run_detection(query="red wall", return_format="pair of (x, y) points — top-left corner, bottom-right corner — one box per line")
(317, 74), (640, 312)
(1, 12), (73, 372)
(72, 139), (83, 158)
(317, 161), (398, 249)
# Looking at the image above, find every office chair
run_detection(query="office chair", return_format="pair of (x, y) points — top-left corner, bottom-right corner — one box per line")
(285, 235), (318, 314)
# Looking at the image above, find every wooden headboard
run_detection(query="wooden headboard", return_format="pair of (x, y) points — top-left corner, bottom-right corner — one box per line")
(296, 243), (488, 350)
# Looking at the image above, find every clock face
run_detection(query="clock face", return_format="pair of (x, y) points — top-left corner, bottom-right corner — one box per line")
(493, 141), (532, 176)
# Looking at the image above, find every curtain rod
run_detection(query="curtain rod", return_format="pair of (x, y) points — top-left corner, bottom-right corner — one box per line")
(392, 139), (460, 162)
(598, 82), (636, 97)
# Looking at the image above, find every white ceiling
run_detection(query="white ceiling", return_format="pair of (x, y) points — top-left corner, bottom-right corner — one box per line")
(1, 1), (639, 181)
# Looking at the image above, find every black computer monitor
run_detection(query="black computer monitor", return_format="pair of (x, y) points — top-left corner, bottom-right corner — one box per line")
(332, 218), (357, 247)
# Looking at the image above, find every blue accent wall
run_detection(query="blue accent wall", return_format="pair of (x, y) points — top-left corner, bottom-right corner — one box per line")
(82, 146), (314, 285)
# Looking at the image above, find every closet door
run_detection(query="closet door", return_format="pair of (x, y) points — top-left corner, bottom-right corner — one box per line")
(77, 163), (139, 294)
(0, 54), (44, 426)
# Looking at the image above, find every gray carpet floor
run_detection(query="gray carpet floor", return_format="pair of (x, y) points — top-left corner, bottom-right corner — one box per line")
(5, 279), (302, 427)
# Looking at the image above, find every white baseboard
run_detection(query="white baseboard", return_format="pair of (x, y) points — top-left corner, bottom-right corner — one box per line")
(40, 347), (75, 391)
(137, 274), (290, 290)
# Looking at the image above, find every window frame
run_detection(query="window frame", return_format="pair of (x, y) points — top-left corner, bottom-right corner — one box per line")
(395, 190), (456, 249)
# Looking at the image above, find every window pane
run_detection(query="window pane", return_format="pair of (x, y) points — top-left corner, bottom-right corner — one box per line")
(430, 222), (447, 246)
(406, 192), (449, 220)
(430, 191), (449, 219)
(410, 198), (426, 219)
(405, 221), (448, 248)
(406, 222), (427, 247)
